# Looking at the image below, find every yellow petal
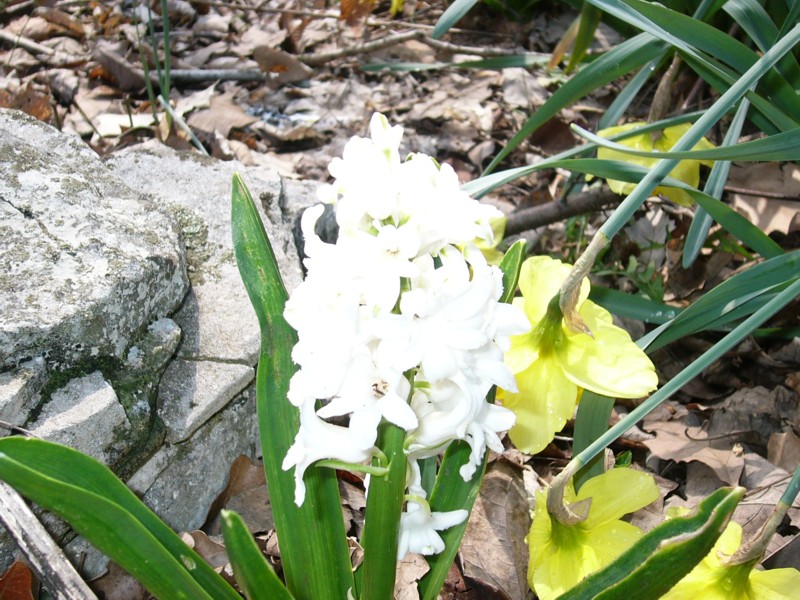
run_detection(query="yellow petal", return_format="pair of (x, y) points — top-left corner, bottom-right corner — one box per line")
(528, 489), (554, 571)
(577, 468), (660, 529)
(749, 567), (800, 599)
(584, 519), (644, 565)
(532, 541), (598, 600)
(598, 122), (715, 207)
(558, 301), (658, 399)
(505, 300), (540, 374)
(504, 357), (579, 454)
(517, 256), (589, 324)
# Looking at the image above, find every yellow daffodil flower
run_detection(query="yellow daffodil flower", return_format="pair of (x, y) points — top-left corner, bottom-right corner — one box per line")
(662, 521), (800, 599)
(474, 214), (507, 265)
(528, 467), (660, 600)
(598, 122), (715, 206)
(500, 256), (657, 454)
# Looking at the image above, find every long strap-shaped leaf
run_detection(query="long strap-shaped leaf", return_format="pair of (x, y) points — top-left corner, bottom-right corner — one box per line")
(559, 486), (744, 599)
(231, 174), (354, 599)
(0, 437), (237, 599)
(221, 509), (294, 600)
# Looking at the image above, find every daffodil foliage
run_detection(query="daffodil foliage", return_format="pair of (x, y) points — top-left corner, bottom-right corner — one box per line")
(528, 467), (660, 600)
(662, 522), (800, 600)
(500, 255), (658, 454)
(597, 122), (715, 206)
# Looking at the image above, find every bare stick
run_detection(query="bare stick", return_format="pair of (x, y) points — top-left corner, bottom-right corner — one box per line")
(298, 29), (424, 66)
(0, 30), (55, 55)
(504, 186), (621, 236)
(0, 481), (97, 600)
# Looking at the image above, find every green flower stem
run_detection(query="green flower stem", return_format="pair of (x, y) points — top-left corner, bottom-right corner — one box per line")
(550, 276), (800, 523)
(558, 22), (800, 325)
(357, 422), (408, 600)
(315, 460), (390, 478)
(729, 462), (800, 565)
(559, 231), (608, 333)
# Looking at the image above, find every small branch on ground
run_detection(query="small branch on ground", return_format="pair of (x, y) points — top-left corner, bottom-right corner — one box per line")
(504, 186), (622, 236)
(298, 30), (425, 67)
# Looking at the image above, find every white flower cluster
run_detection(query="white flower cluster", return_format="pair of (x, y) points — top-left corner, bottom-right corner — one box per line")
(282, 113), (530, 558)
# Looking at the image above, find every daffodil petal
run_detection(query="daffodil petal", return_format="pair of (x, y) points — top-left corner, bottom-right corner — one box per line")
(505, 328), (540, 374)
(503, 357), (578, 454)
(532, 541), (596, 600)
(517, 256), (589, 324)
(598, 122), (715, 207)
(558, 301), (658, 399)
(749, 567), (800, 599)
(528, 489), (553, 570)
(583, 519), (644, 563)
(577, 468), (659, 528)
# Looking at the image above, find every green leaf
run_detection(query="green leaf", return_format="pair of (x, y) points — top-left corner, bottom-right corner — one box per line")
(723, 0), (800, 86)
(559, 486), (745, 600)
(355, 422), (407, 600)
(360, 53), (550, 72)
(641, 250), (800, 351)
(572, 391), (614, 491)
(231, 174), (354, 600)
(484, 33), (667, 173)
(588, 287), (681, 325)
(465, 111), (706, 198)
(221, 510), (293, 600)
(591, 0), (800, 129)
(432, 0), (480, 39)
(417, 439), (488, 600)
(0, 437), (237, 600)
(498, 239), (526, 303)
(683, 98), (751, 268)
(567, 4), (603, 72)
(575, 125), (800, 162)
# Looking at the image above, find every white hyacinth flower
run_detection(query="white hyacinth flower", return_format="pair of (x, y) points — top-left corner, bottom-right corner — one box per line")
(397, 498), (468, 560)
(281, 113), (530, 560)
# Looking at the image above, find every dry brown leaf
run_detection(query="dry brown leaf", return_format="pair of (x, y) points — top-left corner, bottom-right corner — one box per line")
(394, 553), (428, 600)
(5, 16), (56, 41)
(0, 80), (54, 123)
(767, 430), (800, 473)
(187, 92), (259, 140)
(93, 39), (146, 91)
(183, 531), (229, 570)
(89, 561), (148, 600)
(643, 412), (745, 485)
(0, 561), (37, 600)
(204, 455), (266, 534)
(252, 46), (313, 90)
(458, 460), (531, 600)
(34, 7), (87, 39)
(729, 163), (800, 235)
(340, 0), (377, 25)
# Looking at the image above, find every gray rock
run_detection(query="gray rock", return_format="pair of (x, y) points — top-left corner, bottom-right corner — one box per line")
(158, 359), (253, 443)
(131, 386), (259, 532)
(115, 317), (181, 441)
(28, 371), (131, 463)
(0, 357), (46, 430)
(104, 142), (303, 366)
(0, 109), (188, 371)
